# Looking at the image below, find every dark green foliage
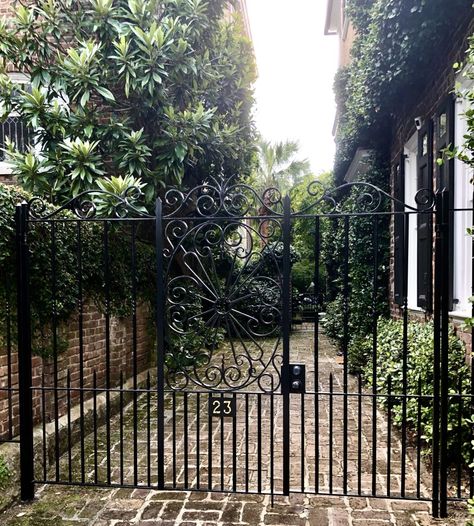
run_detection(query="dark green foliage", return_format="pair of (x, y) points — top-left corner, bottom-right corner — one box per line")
(292, 260), (314, 293)
(334, 0), (473, 183)
(354, 317), (471, 461)
(0, 455), (11, 488)
(322, 154), (390, 353)
(0, 183), (155, 357)
(0, 0), (256, 201)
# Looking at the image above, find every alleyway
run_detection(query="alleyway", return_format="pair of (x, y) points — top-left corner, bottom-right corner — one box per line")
(0, 327), (468, 525)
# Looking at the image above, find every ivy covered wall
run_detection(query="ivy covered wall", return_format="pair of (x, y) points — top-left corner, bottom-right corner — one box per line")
(334, 0), (474, 185)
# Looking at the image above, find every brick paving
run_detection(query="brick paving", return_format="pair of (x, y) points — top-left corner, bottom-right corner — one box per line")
(0, 327), (470, 525)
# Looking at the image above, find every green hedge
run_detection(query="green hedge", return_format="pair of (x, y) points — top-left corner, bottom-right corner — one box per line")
(353, 317), (471, 461)
(0, 183), (155, 357)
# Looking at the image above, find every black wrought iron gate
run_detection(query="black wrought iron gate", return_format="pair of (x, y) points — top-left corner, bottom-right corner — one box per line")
(14, 180), (471, 518)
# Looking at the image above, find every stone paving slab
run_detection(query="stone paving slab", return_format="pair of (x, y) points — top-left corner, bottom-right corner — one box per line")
(0, 486), (469, 525)
(0, 327), (470, 525)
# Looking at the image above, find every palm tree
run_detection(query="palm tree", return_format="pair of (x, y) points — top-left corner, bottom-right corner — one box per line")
(253, 139), (311, 194)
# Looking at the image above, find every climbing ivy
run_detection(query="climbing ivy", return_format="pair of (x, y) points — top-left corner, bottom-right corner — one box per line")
(334, 0), (473, 183)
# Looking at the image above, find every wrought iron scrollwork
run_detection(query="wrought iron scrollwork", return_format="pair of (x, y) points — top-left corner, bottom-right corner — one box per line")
(26, 186), (153, 220)
(294, 181), (436, 215)
(163, 176), (284, 218)
(164, 219), (283, 392)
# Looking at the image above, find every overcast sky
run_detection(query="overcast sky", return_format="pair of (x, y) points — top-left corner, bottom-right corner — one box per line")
(246, 0), (339, 175)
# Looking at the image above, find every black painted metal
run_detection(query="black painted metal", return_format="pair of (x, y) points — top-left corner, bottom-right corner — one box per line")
(16, 202), (34, 501)
(11, 180), (469, 518)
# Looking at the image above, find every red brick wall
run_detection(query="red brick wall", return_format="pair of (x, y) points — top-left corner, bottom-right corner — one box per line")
(388, 17), (474, 354)
(0, 300), (153, 439)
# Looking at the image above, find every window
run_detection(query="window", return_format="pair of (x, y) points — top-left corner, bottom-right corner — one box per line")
(395, 85), (472, 316)
(416, 119), (433, 311)
(404, 133), (419, 310)
(0, 73), (30, 175)
(451, 76), (473, 316)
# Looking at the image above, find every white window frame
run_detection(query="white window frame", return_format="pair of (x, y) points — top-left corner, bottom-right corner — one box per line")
(0, 72), (30, 176)
(404, 132), (420, 311)
(451, 71), (474, 317)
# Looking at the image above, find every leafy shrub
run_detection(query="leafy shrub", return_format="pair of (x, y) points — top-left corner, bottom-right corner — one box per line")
(355, 317), (471, 461)
(0, 454), (11, 488)
(322, 155), (390, 349)
(0, 183), (155, 357)
(292, 260), (314, 293)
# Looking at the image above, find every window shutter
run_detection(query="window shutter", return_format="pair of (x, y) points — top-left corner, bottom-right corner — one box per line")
(436, 96), (455, 310)
(393, 156), (405, 306)
(417, 120), (434, 311)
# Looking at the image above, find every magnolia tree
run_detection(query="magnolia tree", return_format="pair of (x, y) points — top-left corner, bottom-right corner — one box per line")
(0, 0), (256, 204)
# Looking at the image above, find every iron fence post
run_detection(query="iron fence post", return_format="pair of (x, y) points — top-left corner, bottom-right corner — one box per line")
(155, 198), (165, 489)
(432, 191), (442, 518)
(282, 195), (291, 496)
(439, 189), (450, 518)
(16, 202), (34, 501)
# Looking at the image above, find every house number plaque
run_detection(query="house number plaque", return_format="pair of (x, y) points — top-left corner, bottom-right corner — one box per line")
(209, 396), (236, 418)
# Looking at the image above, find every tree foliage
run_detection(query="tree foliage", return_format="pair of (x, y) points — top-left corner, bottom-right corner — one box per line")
(251, 139), (311, 194)
(0, 0), (256, 203)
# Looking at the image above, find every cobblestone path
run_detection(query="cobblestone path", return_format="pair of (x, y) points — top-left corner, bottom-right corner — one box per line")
(0, 327), (469, 525)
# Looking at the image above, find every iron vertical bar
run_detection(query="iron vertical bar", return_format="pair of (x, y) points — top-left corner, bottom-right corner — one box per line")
(103, 221), (111, 485)
(155, 198), (165, 489)
(371, 216), (378, 495)
(208, 394), (213, 490)
(314, 216), (320, 494)
(172, 391), (176, 488)
(387, 375), (392, 497)
(282, 195), (291, 496)
(93, 371), (98, 484)
(67, 370), (72, 483)
(432, 193), (442, 518)
(16, 202), (34, 501)
(51, 222), (60, 482)
(301, 392), (305, 492)
(440, 189), (450, 518)
(329, 373), (333, 494)
(196, 392), (200, 489)
(184, 392), (189, 489)
(416, 377), (422, 499)
(76, 221), (85, 484)
(342, 214), (349, 494)
(456, 376), (463, 498)
(131, 222), (138, 487)
(41, 372), (47, 482)
(233, 392), (237, 493)
(147, 372), (151, 487)
(358, 373), (362, 495)
(471, 195), (474, 499)
(119, 371), (124, 485)
(400, 212), (409, 497)
(221, 392), (225, 491)
(245, 393), (249, 493)
(6, 278), (12, 440)
(257, 393), (262, 494)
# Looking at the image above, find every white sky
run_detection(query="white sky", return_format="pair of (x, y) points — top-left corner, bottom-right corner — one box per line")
(246, 0), (339, 175)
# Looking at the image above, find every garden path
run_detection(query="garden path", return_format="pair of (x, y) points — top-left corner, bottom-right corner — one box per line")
(0, 326), (468, 526)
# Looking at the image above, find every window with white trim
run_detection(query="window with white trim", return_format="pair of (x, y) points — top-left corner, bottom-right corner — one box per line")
(0, 72), (30, 175)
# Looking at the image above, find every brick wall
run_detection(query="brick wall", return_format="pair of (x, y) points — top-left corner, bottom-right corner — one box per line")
(0, 300), (153, 440)
(388, 16), (474, 354)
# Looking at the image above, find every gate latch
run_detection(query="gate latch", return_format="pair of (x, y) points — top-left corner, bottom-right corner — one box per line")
(288, 364), (306, 393)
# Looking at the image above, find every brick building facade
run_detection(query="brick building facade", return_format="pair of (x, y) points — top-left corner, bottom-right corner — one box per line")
(326, 2), (474, 352)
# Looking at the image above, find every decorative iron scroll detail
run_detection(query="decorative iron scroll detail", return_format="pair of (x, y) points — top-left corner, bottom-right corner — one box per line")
(25, 179), (436, 220)
(163, 176), (284, 218)
(26, 186), (153, 220)
(162, 177), (436, 218)
(164, 219), (283, 393)
(293, 181), (436, 216)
